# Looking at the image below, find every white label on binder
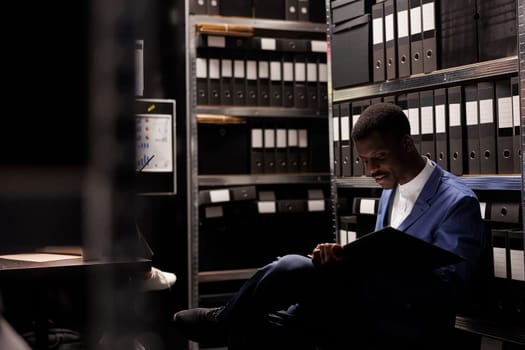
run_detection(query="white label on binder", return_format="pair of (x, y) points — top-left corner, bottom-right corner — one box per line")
(465, 101), (478, 125)
(209, 189), (230, 203)
(421, 106), (434, 134)
(208, 35), (226, 48)
(422, 2), (435, 32)
(221, 59), (232, 77)
(493, 247), (507, 278)
(310, 40), (327, 52)
(270, 61), (281, 81)
(295, 62), (306, 82)
(196, 58), (207, 78)
(435, 104), (446, 133)
(385, 13), (394, 42)
(510, 249), (525, 281)
(497, 97), (513, 129)
(307, 199), (325, 212)
(209, 59), (220, 79)
(479, 99), (494, 124)
(234, 60), (245, 78)
(246, 60), (257, 80)
(264, 129), (275, 148)
(340, 116), (350, 141)
(397, 10), (409, 38)
(283, 62), (294, 82)
(276, 129), (287, 148)
(410, 6), (422, 34)
(333, 117), (340, 142)
(260, 38), (276, 50)
(288, 129), (298, 147)
(258, 61), (269, 79)
(298, 129), (308, 148)
(251, 129), (263, 148)
(360, 199), (376, 214)
(373, 17), (384, 45)
(513, 95), (521, 127)
(348, 230), (357, 243)
(339, 229), (348, 245)
(306, 63), (317, 82)
(257, 201), (276, 214)
(319, 63), (327, 83)
(408, 108), (420, 134)
(449, 103), (461, 127)
(479, 202), (487, 219)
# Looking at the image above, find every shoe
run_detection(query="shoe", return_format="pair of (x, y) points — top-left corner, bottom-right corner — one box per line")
(172, 306), (227, 346)
(140, 267), (177, 291)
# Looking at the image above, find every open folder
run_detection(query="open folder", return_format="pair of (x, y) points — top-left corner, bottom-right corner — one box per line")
(342, 226), (465, 270)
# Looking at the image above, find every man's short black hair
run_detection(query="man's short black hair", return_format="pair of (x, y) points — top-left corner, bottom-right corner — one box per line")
(351, 102), (411, 141)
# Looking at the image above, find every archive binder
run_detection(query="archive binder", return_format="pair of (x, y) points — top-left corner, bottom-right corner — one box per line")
(276, 128), (288, 173)
(220, 57), (234, 105)
(409, 0), (423, 75)
(464, 84), (480, 174)
(333, 103), (342, 177)
(257, 59), (271, 106)
(208, 58), (221, 105)
(196, 57), (208, 105)
(340, 102), (352, 177)
(447, 86), (464, 176)
(434, 88), (448, 170)
(342, 226), (465, 270)
(233, 59), (246, 106)
(511, 76), (521, 174)
(495, 78), (514, 174)
(420, 90), (435, 161)
(477, 81), (496, 175)
(246, 60), (258, 106)
(282, 56), (295, 107)
(421, 0), (437, 73)
(396, 0), (411, 77)
(384, 0), (397, 80)
(407, 91), (421, 153)
(372, 2), (386, 82)
(478, 0), (517, 61)
(294, 56), (308, 108)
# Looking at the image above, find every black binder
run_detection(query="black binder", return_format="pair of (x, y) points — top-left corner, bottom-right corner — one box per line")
(419, 89), (435, 161)
(384, 0), (397, 80)
(434, 88), (449, 171)
(233, 59), (246, 106)
(333, 103), (342, 177)
(409, 0), (423, 75)
(294, 55), (308, 108)
(495, 78), (514, 174)
(282, 56), (295, 108)
(478, 0), (517, 62)
(196, 57), (208, 105)
(246, 59), (258, 106)
(396, 0), (411, 77)
(447, 86), (465, 176)
(208, 58), (221, 105)
(511, 76), (521, 174)
(340, 102), (352, 177)
(342, 226), (465, 270)
(372, 2), (386, 82)
(421, 0), (438, 72)
(477, 81), (496, 175)
(220, 57), (234, 105)
(464, 83), (480, 175)
(407, 91), (421, 153)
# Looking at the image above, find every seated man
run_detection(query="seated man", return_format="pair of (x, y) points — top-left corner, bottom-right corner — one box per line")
(173, 103), (485, 349)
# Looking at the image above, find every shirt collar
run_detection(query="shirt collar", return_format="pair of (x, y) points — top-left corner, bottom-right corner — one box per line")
(397, 157), (435, 203)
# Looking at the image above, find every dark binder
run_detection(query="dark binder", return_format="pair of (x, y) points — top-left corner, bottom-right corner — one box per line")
(306, 58), (319, 111)
(276, 128), (288, 173)
(495, 78), (514, 174)
(419, 89), (435, 161)
(384, 0), (397, 80)
(319, 61), (329, 114)
(340, 102), (352, 177)
(220, 58), (234, 105)
(464, 84), (480, 175)
(409, 0), (423, 75)
(285, 0), (299, 21)
(246, 59), (258, 106)
(434, 88), (449, 170)
(257, 59), (271, 106)
(490, 229), (509, 279)
(282, 56), (295, 108)
(372, 2), (386, 82)
(208, 0), (220, 15)
(208, 58), (221, 105)
(447, 86), (465, 176)
(269, 56), (283, 107)
(407, 91), (421, 153)
(351, 100), (368, 176)
(196, 57), (208, 105)
(294, 56), (307, 108)
(396, 0), (411, 77)
(264, 128), (277, 173)
(508, 229), (524, 281)
(511, 76), (521, 174)
(333, 103), (342, 177)
(477, 81), (496, 175)
(287, 128), (301, 173)
(233, 59), (246, 106)
(298, 0), (309, 21)
(298, 128), (310, 172)
(251, 127), (265, 174)
(342, 226), (465, 270)
(189, 0), (207, 14)
(421, 0), (437, 73)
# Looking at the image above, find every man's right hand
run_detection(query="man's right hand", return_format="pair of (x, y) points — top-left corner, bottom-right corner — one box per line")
(310, 243), (346, 268)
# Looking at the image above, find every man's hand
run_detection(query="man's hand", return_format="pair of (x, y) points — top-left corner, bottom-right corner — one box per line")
(310, 243), (346, 268)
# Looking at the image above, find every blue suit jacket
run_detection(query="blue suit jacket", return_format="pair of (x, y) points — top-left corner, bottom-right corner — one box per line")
(363, 162), (485, 340)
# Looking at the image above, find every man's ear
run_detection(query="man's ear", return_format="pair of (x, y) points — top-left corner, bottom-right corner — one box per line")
(401, 134), (415, 152)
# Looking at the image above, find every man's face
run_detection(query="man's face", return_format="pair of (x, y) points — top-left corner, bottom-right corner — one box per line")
(354, 131), (410, 189)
